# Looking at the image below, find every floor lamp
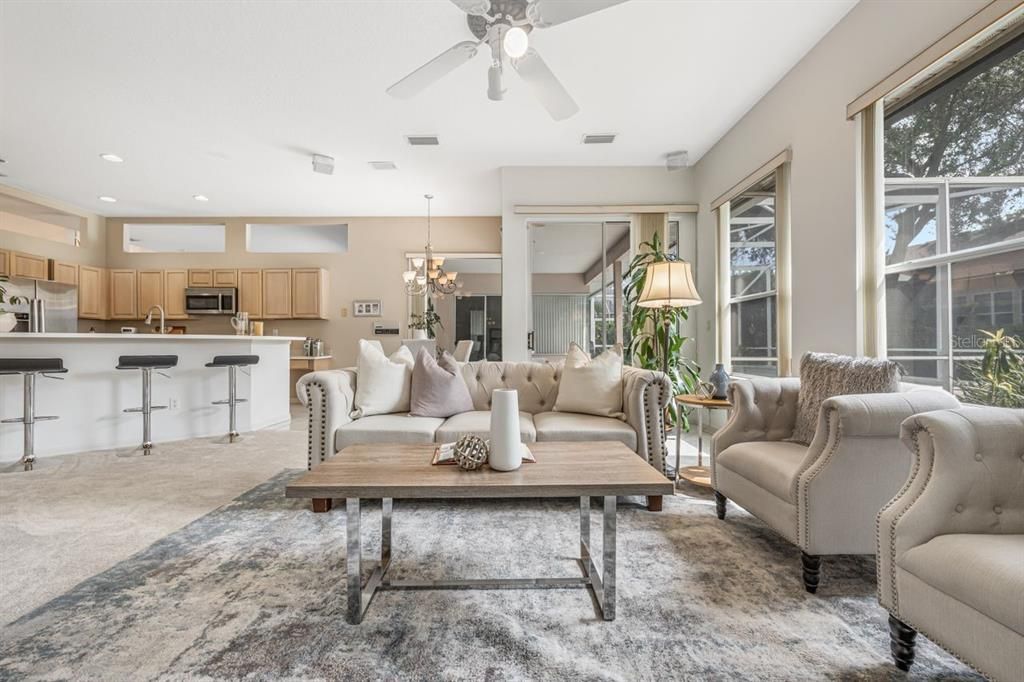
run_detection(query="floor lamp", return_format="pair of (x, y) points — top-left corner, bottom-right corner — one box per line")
(636, 259), (702, 378)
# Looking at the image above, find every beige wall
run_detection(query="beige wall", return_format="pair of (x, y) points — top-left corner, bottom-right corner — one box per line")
(691, 0), (989, 377)
(0, 184), (107, 267)
(104, 216), (500, 365)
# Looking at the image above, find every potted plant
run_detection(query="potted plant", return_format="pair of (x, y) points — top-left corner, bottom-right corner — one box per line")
(409, 309), (443, 340)
(0, 275), (28, 333)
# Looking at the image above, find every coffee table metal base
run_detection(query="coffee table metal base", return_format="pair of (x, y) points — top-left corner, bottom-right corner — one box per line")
(344, 496), (617, 624)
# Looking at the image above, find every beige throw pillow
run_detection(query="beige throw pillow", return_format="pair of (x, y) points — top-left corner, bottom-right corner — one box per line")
(554, 343), (624, 418)
(352, 339), (415, 418)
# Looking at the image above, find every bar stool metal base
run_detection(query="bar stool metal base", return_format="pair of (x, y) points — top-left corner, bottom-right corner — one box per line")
(0, 370), (62, 471)
(117, 357), (177, 455)
(209, 362), (252, 444)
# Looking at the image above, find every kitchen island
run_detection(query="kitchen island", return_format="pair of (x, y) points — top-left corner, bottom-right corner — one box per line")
(0, 333), (304, 460)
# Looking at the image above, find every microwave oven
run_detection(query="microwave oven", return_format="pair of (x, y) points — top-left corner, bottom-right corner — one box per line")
(184, 287), (237, 315)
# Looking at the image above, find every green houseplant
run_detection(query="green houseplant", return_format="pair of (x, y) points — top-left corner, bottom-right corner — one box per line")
(958, 328), (1024, 408)
(623, 232), (701, 429)
(0, 275), (28, 333)
(409, 308), (443, 340)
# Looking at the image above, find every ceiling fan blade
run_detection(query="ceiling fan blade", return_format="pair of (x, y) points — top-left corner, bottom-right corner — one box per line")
(386, 41), (479, 99)
(511, 48), (579, 121)
(449, 0), (491, 16)
(527, 0), (629, 28)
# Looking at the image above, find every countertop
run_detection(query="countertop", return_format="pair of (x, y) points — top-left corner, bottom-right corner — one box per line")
(290, 355), (333, 360)
(0, 333), (305, 341)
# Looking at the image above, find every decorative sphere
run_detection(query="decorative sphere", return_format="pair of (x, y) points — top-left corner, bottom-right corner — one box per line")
(454, 435), (489, 471)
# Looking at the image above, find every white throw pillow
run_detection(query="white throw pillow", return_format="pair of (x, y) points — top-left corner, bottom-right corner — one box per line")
(352, 340), (415, 418)
(554, 343), (624, 418)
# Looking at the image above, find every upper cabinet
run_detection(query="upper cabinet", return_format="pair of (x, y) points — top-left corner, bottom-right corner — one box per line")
(110, 269), (138, 320)
(50, 260), (79, 285)
(137, 270), (165, 321)
(213, 269), (238, 287)
(0, 249), (9, 277)
(237, 269), (262, 318)
(292, 268), (329, 319)
(11, 251), (48, 280)
(164, 269), (188, 319)
(261, 269), (292, 319)
(78, 266), (109, 320)
(188, 269), (213, 287)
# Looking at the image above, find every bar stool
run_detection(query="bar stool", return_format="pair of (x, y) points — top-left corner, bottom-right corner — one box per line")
(0, 358), (68, 471)
(116, 355), (178, 454)
(206, 355), (259, 442)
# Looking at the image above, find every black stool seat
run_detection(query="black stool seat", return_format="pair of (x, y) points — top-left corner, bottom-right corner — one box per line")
(116, 355), (179, 370)
(205, 355), (260, 368)
(0, 358), (68, 375)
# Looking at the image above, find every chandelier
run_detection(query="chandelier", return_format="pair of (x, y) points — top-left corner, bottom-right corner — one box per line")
(403, 194), (460, 297)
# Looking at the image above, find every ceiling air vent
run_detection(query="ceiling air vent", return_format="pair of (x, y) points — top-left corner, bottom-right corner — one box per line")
(582, 133), (616, 145)
(406, 135), (440, 146)
(369, 161), (398, 171)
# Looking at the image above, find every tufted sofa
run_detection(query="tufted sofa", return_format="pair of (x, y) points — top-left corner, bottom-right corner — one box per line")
(710, 376), (960, 592)
(298, 360), (671, 507)
(877, 407), (1024, 681)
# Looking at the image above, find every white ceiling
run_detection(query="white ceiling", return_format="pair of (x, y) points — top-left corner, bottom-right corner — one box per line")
(0, 0), (856, 217)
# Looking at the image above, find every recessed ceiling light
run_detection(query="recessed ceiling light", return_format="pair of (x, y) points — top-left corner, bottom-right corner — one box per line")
(193, 194), (209, 201)
(582, 134), (616, 145)
(100, 153), (124, 163)
(369, 161), (398, 171)
(98, 195), (117, 203)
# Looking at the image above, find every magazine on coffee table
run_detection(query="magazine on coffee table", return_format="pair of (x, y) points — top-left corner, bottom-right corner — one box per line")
(432, 441), (536, 465)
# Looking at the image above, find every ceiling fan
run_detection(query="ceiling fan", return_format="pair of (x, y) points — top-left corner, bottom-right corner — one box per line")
(386, 0), (628, 121)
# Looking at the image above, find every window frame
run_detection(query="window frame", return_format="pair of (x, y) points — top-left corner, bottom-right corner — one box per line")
(715, 159), (793, 377)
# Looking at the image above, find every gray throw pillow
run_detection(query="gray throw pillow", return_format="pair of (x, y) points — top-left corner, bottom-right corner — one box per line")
(409, 349), (475, 418)
(789, 352), (902, 445)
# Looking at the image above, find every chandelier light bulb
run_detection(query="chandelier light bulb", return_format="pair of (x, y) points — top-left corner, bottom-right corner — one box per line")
(503, 26), (529, 59)
(402, 270), (416, 283)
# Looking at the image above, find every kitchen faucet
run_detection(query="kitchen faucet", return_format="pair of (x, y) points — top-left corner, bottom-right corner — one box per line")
(145, 305), (167, 334)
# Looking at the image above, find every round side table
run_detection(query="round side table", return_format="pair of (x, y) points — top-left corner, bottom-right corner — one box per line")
(674, 394), (733, 488)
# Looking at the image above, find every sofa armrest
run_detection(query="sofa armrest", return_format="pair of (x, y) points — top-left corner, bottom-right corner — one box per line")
(622, 365), (672, 475)
(712, 376), (801, 455)
(793, 390), (960, 554)
(297, 369), (356, 470)
(877, 406), (1024, 613)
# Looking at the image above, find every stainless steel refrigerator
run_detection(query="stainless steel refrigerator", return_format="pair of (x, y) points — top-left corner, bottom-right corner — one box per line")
(4, 276), (78, 332)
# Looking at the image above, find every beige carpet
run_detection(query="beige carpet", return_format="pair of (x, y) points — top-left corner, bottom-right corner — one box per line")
(0, 419), (306, 624)
(0, 414), (705, 625)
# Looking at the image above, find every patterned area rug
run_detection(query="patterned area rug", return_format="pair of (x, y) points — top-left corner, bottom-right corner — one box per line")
(0, 470), (980, 681)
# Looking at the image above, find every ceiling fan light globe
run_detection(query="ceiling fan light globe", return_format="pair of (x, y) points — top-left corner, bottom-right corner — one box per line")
(503, 26), (529, 59)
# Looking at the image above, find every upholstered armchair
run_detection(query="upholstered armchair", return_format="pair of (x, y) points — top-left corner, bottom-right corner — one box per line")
(711, 376), (960, 592)
(877, 407), (1024, 681)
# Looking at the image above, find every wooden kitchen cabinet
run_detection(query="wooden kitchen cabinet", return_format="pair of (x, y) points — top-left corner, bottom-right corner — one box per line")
(137, 270), (165, 322)
(11, 251), (48, 280)
(78, 265), (109, 320)
(188, 269), (214, 287)
(237, 269), (262, 318)
(291, 268), (329, 319)
(213, 269), (238, 287)
(261, 269), (292, 319)
(164, 269), (189, 319)
(0, 249), (9, 277)
(109, 269), (138, 319)
(50, 260), (79, 285)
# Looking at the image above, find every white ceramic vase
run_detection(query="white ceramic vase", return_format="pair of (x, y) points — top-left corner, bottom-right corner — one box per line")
(488, 389), (522, 471)
(0, 312), (15, 333)
(411, 329), (428, 340)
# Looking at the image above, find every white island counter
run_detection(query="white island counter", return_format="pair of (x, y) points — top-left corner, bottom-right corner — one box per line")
(0, 333), (305, 460)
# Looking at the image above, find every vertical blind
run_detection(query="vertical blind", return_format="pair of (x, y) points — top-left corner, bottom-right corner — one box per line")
(532, 294), (588, 355)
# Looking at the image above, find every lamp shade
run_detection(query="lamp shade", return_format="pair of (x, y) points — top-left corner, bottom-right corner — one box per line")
(637, 260), (702, 308)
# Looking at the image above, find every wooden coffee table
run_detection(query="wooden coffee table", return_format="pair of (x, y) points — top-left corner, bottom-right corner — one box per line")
(285, 441), (672, 624)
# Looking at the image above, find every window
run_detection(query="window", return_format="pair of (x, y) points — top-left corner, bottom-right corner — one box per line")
(722, 173), (781, 376)
(123, 224), (225, 252)
(882, 34), (1024, 398)
(246, 223), (348, 253)
(1, 194), (83, 246)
